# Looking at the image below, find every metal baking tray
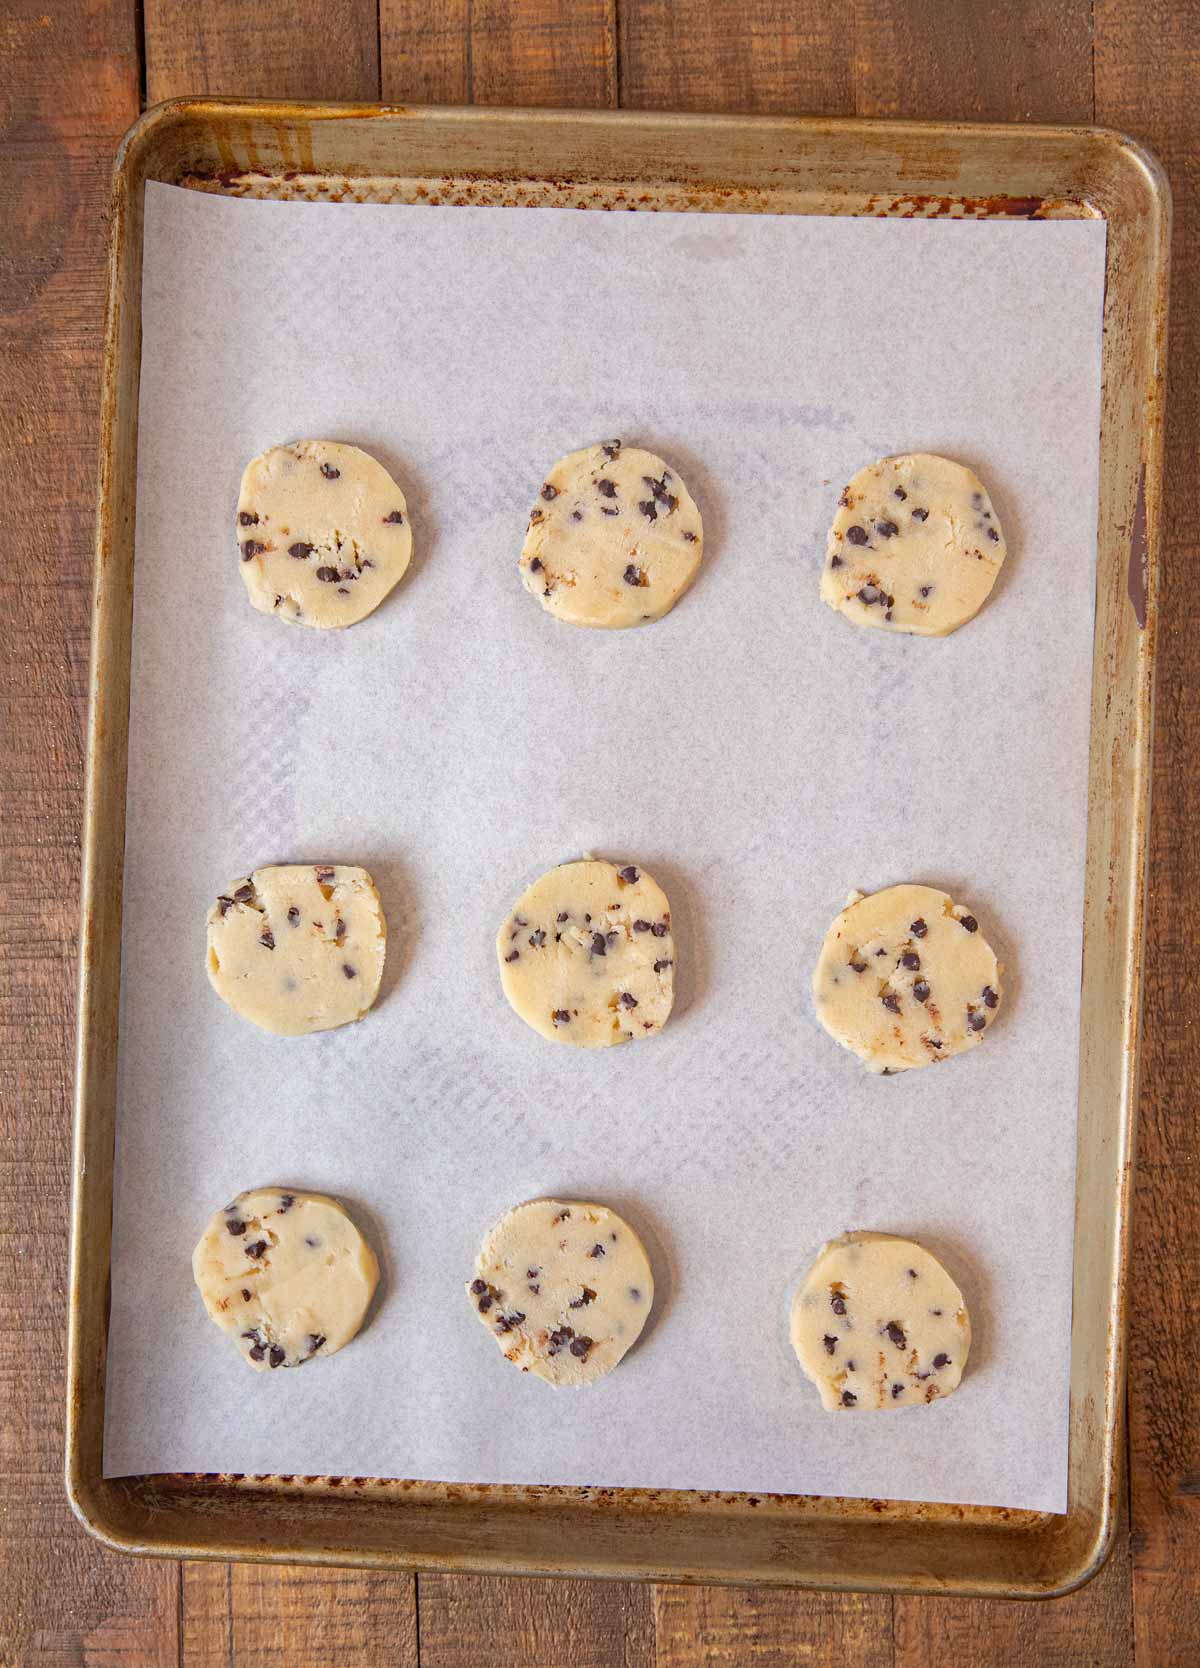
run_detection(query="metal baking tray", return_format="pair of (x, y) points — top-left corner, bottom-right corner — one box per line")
(67, 99), (1168, 1597)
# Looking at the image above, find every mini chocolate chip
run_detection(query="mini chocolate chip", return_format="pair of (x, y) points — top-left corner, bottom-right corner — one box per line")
(846, 525), (869, 545)
(529, 557), (543, 572)
(600, 506), (618, 516)
(919, 585), (933, 598)
(569, 1286), (597, 1309)
(893, 486), (907, 501)
(334, 917), (346, 942)
(910, 918), (928, 938)
(478, 1294), (493, 1312)
(841, 1390), (857, 1407)
(552, 1009), (571, 1025)
(849, 959), (867, 974)
(259, 928), (275, 950)
(653, 958), (672, 973)
(320, 462), (340, 479)
(316, 565), (339, 583)
(571, 509), (583, 520)
(881, 992), (901, 1013)
(304, 1236), (319, 1248)
(913, 979), (930, 1002)
(384, 509), (404, 523)
(823, 1335), (838, 1355)
(470, 1278), (487, 1294)
(529, 928), (546, 948)
(912, 507), (929, 521)
(892, 1382), (905, 1399)
(972, 491), (983, 507)
(619, 992), (638, 1009)
(638, 500), (658, 521)
(587, 1243), (606, 1258)
(876, 519), (899, 538)
(245, 1240), (268, 1259)
(875, 947), (887, 956)
(830, 554), (843, 568)
(590, 933), (607, 956)
(618, 865), (639, 883)
(633, 919), (651, 933)
(248, 1342), (266, 1361)
(907, 1268), (918, 1278)
(216, 895), (234, 916)
(831, 1293), (847, 1315)
(968, 1011), (987, 1032)
(541, 483), (558, 500)
(504, 949), (519, 962)
(987, 526), (1000, 541)
(288, 541), (314, 558)
(226, 1217), (246, 1237)
(278, 1194), (294, 1210)
(623, 563), (642, 586)
(931, 1308), (943, 1316)
(683, 529), (698, 542)
(241, 1288), (251, 1301)
(307, 1334), (326, 1354)
(268, 1345), (286, 1368)
(983, 985), (999, 1008)
(933, 1352), (950, 1369)
(597, 478), (617, 498)
(342, 963), (356, 979)
(858, 584), (881, 604)
(569, 1336), (593, 1359)
(651, 922), (668, 938)
(846, 1359), (856, 1371)
(886, 1321), (907, 1349)
(901, 951), (920, 971)
(287, 906), (300, 926)
(602, 440), (621, 459)
(629, 1286), (641, 1300)
(241, 540), (265, 559)
(238, 510), (259, 526)
(315, 867), (334, 884)
(960, 915), (979, 933)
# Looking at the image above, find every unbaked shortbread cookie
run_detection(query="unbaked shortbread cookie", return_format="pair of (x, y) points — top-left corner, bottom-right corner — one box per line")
(206, 864), (386, 1036)
(791, 1231), (971, 1410)
(497, 859), (675, 1048)
(812, 884), (1002, 1073)
(821, 453), (1006, 636)
(468, 1198), (654, 1386)
(193, 1188), (380, 1372)
(519, 440), (703, 628)
(237, 440), (412, 628)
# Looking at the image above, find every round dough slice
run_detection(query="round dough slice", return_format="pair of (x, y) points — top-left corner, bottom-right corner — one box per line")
(237, 440), (412, 628)
(821, 453), (1006, 637)
(467, 1198), (654, 1387)
(791, 1231), (971, 1410)
(519, 440), (703, 628)
(497, 859), (675, 1048)
(206, 864), (386, 1036)
(193, 1188), (380, 1372)
(812, 883), (1002, 1073)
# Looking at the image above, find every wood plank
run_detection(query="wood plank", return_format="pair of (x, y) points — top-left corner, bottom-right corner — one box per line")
(1094, 6), (1200, 1665)
(619, 0), (854, 114)
(0, 0), (181, 1661)
(653, 1584), (889, 1667)
(181, 1563), (418, 1666)
(381, 0), (616, 107)
(418, 1575), (653, 1668)
(142, 0), (380, 104)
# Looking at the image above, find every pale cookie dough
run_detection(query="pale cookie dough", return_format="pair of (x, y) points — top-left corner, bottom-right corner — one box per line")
(821, 453), (1006, 636)
(519, 440), (703, 628)
(237, 440), (412, 628)
(497, 859), (675, 1048)
(468, 1198), (654, 1387)
(791, 1231), (971, 1410)
(193, 1188), (380, 1372)
(812, 884), (1002, 1073)
(206, 864), (386, 1036)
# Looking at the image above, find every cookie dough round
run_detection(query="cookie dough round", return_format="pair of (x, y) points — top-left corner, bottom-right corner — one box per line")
(237, 440), (412, 628)
(791, 1231), (971, 1410)
(206, 864), (387, 1036)
(821, 453), (1006, 636)
(467, 1198), (654, 1387)
(193, 1188), (380, 1372)
(812, 884), (1002, 1073)
(497, 859), (675, 1048)
(519, 440), (703, 628)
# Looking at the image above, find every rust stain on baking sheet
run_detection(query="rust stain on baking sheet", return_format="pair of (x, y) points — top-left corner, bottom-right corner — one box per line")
(1128, 464), (1148, 627)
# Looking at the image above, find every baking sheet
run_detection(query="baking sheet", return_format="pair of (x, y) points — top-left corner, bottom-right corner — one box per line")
(103, 182), (1105, 1511)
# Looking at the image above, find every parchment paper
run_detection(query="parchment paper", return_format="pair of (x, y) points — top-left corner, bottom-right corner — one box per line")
(103, 182), (1107, 1511)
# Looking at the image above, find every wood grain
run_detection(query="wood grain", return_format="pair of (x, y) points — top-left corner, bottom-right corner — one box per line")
(142, 0), (380, 104)
(1094, 6), (1200, 1664)
(382, 0), (617, 107)
(653, 1585), (890, 1667)
(180, 1563), (419, 1666)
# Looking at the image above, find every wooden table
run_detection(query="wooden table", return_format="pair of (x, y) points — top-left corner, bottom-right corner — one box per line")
(3, 2), (1197, 1662)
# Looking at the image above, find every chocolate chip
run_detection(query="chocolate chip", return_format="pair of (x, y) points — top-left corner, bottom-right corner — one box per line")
(259, 928), (275, 950)
(907, 1268), (918, 1278)
(846, 1359), (856, 1371)
(384, 509), (405, 523)
(529, 557), (543, 572)
(216, 895), (234, 917)
(287, 906), (300, 926)
(320, 463), (340, 479)
(651, 922), (668, 938)
(248, 1342), (266, 1362)
(881, 992), (901, 1013)
(683, 529), (698, 542)
(633, 920), (651, 933)
(226, 1217), (246, 1237)
(876, 520), (899, 538)
(552, 1009), (571, 1026)
(912, 507), (929, 521)
(960, 915), (979, 933)
(478, 1294), (493, 1313)
(504, 949), (519, 962)
(933, 1352), (950, 1369)
(619, 992), (638, 1009)
(618, 865), (639, 883)
(268, 1345), (286, 1368)
(910, 918), (928, 938)
(587, 1243), (605, 1258)
(653, 958), (672, 973)
(893, 487), (907, 501)
(541, 483), (558, 500)
(901, 951), (920, 971)
(629, 1286), (641, 1301)
(876, 947), (887, 956)
(858, 584), (881, 605)
(315, 867), (335, 885)
(316, 565), (339, 583)
(304, 1236), (319, 1248)
(638, 499), (659, 521)
(972, 492), (983, 508)
(278, 1194), (294, 1211)
(831, 1293), (847, 1315)
(470, 1279), (487, 1294)
(830, 554), (843, 568)
(335, 916), (346, 942)
(913, 979), (930, 1002)
(239, 510), (259, 526)
(823, 1335), (838, 1355)
(892, 1382), (905, 1399)
(847, 525), (869, 546)
(241, 1288), (251, 1301)
(288, 541), (314, 558)
(968, 1011), (987, 1032)
(241, 540), (265, 559)
(307, 1334), (326, 1354)
(841, 1390), (857, 1407)
(342, 963), (356, 979)
(528, 928), (546, 948)
(245, 1240), (268, 1259)
(931, 1308), (943, 1317)
(597, 478), (617, 498)
(919, 585), (933, 598)
(987, 526), (1000, 542)
(849, 959), (867, 974)
(886, 1321), (906, 1349)
(591, 933), (607, 956)
(569, 1336), (594, 1359)
(983, 985), (999, 1008)
(623, 564), (643, 586)
(569, 1286), (597, 1309)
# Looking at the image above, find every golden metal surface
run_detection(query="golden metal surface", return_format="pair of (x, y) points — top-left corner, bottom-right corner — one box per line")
(66, 99), (1169, 1596)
